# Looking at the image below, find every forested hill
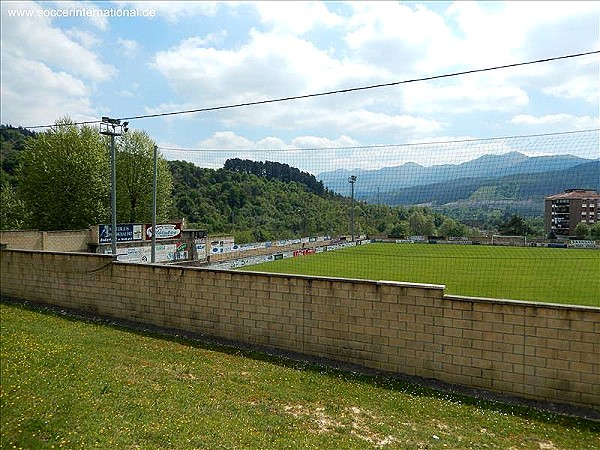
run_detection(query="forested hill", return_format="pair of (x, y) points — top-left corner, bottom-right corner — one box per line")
(169, 160), (351, 242)
(1, 125), (36, 182)
(2, 126), (472, 238)
(224, 158), (327, 196)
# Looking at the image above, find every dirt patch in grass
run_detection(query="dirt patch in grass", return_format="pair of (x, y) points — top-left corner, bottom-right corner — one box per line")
(283, 403), (398, 447)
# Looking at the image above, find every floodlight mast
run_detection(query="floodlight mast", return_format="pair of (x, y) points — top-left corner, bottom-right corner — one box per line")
(151, 145), (158, 263)
(100, 117), (128, 257)
(348, 175), (357, 241)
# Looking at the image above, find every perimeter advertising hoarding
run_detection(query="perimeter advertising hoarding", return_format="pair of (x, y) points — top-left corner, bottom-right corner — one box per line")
(145, 223), (182, 240)
(99, 224), (143, 243)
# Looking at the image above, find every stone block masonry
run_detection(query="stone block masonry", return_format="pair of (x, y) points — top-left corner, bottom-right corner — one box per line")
(1, 249), (598, 413)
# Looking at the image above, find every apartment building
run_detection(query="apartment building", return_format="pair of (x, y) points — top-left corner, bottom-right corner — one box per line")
(545, 189), (599, 236)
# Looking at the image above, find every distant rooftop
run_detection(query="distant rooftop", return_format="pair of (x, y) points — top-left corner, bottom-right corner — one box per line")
(545, 189), (600, 200)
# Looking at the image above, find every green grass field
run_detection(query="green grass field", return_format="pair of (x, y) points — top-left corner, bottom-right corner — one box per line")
(2, 302), (599, 449)
(244, 243), (600, 307)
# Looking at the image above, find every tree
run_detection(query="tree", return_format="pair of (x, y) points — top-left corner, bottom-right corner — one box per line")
(115, 130), (173, 223)
(389, 221), (409, 238)
(574, 222), (590, 238)
(590, 222), (600, 240)
(408, 210), (435, 236)
(498, 214), (532, 236)
(438, 217), (468, 238)
(1, 125), (35, 180)
(0, 180), (29, 229)
(17, 118), (109, 230)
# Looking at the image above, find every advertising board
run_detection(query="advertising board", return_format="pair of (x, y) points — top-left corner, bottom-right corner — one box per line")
(145, 223), (182, 240)
(99, 224), (143, 243)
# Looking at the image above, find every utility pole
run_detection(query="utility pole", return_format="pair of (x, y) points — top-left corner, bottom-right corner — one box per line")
(151, 145), (158, 262)
(348, 175), (357, 241)
(100, 117), (128, 257)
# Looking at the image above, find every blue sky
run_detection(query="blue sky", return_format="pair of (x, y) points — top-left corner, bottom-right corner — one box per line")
(1, 1), (599, 174)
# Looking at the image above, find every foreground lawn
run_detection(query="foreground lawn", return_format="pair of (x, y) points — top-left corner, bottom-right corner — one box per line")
(1, 302), (599, 449)
(245, 243), (600, 306)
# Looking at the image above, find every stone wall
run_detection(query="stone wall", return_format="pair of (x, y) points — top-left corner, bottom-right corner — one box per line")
(1, 249), (598, 412)
(0, 230), (91, 252)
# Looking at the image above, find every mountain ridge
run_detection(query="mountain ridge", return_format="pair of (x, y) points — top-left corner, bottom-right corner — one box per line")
(317, 152), (596, 202)
(374, 160), (599, 207)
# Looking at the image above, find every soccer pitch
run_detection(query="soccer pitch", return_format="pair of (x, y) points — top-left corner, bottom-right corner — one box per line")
(245, 243), (600, 307)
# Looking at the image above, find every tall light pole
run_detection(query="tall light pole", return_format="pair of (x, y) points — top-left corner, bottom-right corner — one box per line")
(348, 175), (357, 241)
(151, 145), (157, 263)
(100, 117), (128, 257)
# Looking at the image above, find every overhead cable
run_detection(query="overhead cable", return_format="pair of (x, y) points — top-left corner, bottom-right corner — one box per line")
(12, 50), (600, 130)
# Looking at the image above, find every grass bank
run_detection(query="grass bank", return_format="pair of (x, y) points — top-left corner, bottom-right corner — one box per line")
(1, 302), (598, 449)
(244, 243), (600, 306)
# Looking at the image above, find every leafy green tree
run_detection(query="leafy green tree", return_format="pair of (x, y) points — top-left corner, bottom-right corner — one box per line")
(524, 217), (544, 237)
(438, 217), (468, 237)
(590, 222), (600, 240)
(574, 222), (590, 238)
(389, 221), (410, 238)
(0, 180), (29, 229)
(17, 118), (109, 230)
(115, 130), (173, 223)
(498, 214), (532, 236)
(408, 210), (435, 236)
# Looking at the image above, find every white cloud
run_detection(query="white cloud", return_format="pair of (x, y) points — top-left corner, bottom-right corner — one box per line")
(190, 131), (366, 173)
(1, 1), (117, 81)
(345, 2), (455, 75)
(255, 1), (343, 35)
(117, 37), (140, 55)
(510, 114), (599, 129)
(65, 28), (101, 48)
(291, 135), (360, 149)
(403, 79), (529, 114)
(543, 75), (599, 104)
(149, 1), (597, 146)
(256, 136), (288, 149)
(48, 0), (109, 30)
(196, 132), (359, 151)
(183, 31), (228, 47)
(2, 0), (596, 170)
(198, 131), (256, 150)
(115, 1), (219, 23)
(0, 54), (97, 125)
(149, 21), (450, 140)
(342, 1), (599, 111)
(0, 1), (119, 126)
(444, 1), (600, 66)
(143, 102), (204, 123)
(150, 28), (398, 136)
(117, 90), (134, 98)
(151, 29), (375, 104)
